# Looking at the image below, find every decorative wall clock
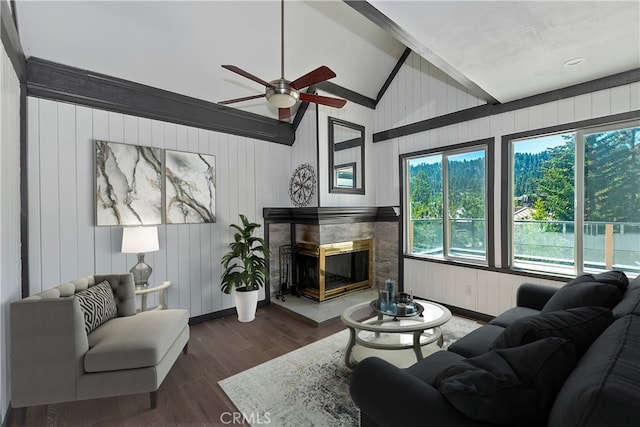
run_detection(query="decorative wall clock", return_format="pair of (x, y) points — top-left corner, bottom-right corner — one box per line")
(289, 163), (316, 207)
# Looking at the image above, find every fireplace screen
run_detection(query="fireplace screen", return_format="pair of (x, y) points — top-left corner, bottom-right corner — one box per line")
(296, 239), (373, 301)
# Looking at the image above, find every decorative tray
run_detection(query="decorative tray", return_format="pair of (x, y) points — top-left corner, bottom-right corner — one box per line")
(370, 299), (424, 318)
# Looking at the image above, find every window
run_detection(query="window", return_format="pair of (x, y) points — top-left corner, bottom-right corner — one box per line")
(509, 120), (639, 277)
(404, 144), (489, 264)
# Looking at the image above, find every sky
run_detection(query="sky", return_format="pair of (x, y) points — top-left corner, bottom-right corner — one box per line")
(513, 133), (572, 154)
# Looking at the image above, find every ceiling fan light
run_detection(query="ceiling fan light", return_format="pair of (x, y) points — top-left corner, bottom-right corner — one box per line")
(268, 93), (297, 108)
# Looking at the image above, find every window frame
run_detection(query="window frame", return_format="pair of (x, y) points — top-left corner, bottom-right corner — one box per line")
(503, 117), (640, 277)
(401, 138), (495, 267)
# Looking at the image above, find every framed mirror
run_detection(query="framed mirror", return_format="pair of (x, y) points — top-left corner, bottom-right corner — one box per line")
(328, 117), (365, 194)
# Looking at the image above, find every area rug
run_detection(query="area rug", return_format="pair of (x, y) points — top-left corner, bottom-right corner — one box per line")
(218, 315), (481, 427)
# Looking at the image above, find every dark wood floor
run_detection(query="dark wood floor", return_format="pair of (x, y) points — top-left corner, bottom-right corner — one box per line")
(10, 305), (347, 427)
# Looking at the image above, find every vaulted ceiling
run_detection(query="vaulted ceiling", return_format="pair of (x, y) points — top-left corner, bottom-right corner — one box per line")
(14, 1), (640, 123)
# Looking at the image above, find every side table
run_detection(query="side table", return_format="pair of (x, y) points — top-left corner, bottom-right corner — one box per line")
(135, 281), (171, 312)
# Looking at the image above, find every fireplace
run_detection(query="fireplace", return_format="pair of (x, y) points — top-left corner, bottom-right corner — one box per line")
(296, 239), (373, 302)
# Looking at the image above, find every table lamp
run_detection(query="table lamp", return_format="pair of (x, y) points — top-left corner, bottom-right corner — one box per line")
(121, 226), (159, 287)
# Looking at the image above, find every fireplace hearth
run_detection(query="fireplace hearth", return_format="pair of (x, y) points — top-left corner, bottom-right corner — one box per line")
(296, 239), (373, 302)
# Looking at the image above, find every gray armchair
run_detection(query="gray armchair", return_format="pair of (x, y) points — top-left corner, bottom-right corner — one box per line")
(10, 273), (189, 424)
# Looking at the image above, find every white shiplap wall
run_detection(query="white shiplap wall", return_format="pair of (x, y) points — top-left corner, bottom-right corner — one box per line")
(26, 98), (301, 317)
(317, 92), (376, 207)
(1, 45), (22, 420)
(291, 102), (319, 207)
(374, 51), (640, 316)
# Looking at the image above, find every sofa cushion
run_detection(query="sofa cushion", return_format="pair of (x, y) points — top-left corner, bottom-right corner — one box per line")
(489, 306), (540, 328)
(492, 306), (612, 358)
(612, 276), (640, 318)
(75, 281), (118, 334)
(84, 309), (188, 372)
(405, 350), (466, 386)
(436, 337), (576, 426)
(542, 272), (625, 312)
(447, 324), (505, 358)
(493, 307), (613, 359)
(548, 313), (640, 427)
(590, 270), (629, 292)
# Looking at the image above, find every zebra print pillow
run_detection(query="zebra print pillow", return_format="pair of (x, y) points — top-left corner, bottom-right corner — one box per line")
(76, 280), (118, 334)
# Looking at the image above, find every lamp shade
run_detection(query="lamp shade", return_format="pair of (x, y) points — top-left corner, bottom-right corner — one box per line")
(121, 226), (159, 253)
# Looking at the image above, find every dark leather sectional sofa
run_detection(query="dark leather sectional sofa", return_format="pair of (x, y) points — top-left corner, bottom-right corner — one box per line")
(350, 271), (640, 427)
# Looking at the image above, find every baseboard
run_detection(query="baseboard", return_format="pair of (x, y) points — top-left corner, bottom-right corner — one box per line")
(188, 300), (269, 325)
(413, 297), (494, 324)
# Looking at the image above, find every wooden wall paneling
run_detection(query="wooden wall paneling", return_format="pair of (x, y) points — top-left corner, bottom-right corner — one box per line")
(500, 110), (516, 136)
(410, 52), (422, 126)
(498, 274), (518, 314)
(92, 109), (113, 275)
(423, 260), (436, 300)
(542, 100), (559, 128)
(431, 263), (446, 303)
(207, 131), (221, 314)
(527, 104), (544, 131)
(464, 268), (478, 311)
(57, 102), (79, 283)
(236, 137), (249, 219)
(396, 55), (408, 126)
(199, 128), (213, 315)
(226, 134), (241, 307)
(107, 111), (126, 281)
(253, 137), (269, 212)
(108, 111), (125, 142)
(121, 110), (138, 290)
(610, 84), (631, 114)
(274, 143), (290, 207)
(442, 264), (456, 306)
(163, 122), (179, 309)
(175, 124), (192, 313)
(592, 89), (612, 118)
(38, 99), (61, 289)
(513, 107), (529, 133)
(475, 270), (490, 315)
(76, 106), (95, 277)
(27, 97), (42, 294)
(109, 112), (129, 276)
(121, 111), (139, 302)
(217, 132), (232, 311)
(574, 93), (593, 121)
(186, 126), (202, 316)
(409, 259), (421, 295)
(1, 44), (22, 416)
(630, 82), (640, 109)
(149, 119), (167, 309)
(419, 57), (430, 123)
(557, 97), (575, 124)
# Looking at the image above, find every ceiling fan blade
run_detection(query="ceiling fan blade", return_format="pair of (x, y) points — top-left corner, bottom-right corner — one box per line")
(300, 92), (347, 108)
(279, 108), (291, 120)
(218, 94), (266, 105)
(289, 66), (337, 90)
(221, 65), (275, 88)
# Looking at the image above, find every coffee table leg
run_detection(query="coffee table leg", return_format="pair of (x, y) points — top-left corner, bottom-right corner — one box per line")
(413, 331), (424, 361)
(345, 326), (357, 368)
(433, 327), (444, 348)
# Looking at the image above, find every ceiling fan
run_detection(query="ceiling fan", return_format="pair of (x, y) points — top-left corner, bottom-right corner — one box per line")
(218, 0), (347, 120)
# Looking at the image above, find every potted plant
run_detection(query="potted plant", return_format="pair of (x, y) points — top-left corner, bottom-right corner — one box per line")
(221, 214), (270, 322)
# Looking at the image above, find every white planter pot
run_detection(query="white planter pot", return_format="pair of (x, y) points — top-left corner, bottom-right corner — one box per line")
(234, 288), (259, 322)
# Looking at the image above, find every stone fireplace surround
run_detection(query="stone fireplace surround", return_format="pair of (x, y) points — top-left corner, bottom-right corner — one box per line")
(263, 207), (399, 302)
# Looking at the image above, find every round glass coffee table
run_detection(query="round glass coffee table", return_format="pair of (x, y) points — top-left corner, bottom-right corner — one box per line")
(341, 300), (451, 368)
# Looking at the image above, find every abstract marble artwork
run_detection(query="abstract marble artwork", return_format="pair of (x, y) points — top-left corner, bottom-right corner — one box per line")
(95, 141), (163, 226)
(165, 150), (216, 223)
